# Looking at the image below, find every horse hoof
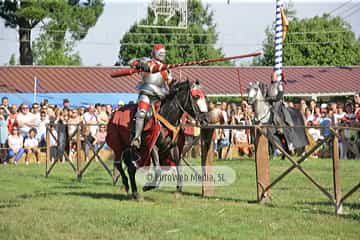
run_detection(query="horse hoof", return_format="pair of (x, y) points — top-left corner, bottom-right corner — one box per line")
(174, 192), (183, 199)
(132, 193), (144, 201)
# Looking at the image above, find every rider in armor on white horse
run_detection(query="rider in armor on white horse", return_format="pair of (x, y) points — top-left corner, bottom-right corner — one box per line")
(129, 44), (173, 149)
(266, 71), (294, 132)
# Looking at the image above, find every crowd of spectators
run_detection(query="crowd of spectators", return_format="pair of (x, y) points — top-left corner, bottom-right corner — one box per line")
(200, 92), (360, 160)
(0, 97), (125, 165)
(1, 92), (359, 165)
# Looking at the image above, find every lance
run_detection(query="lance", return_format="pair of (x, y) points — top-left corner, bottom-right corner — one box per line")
(110, 52), (262, 78)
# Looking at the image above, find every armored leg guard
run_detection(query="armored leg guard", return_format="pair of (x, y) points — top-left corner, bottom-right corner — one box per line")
(131, 109), (147, 149)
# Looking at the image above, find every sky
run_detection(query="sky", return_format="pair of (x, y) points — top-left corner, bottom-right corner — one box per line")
(0, 0), (360, 66)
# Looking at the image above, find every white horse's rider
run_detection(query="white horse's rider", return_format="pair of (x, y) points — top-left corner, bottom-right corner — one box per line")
(267, 71), (294, 131)
(129, 44), (173, 149)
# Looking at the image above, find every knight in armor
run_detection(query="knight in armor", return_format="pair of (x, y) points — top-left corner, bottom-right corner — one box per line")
(129, 44), (173, 149)
(266, 71), (294, 131)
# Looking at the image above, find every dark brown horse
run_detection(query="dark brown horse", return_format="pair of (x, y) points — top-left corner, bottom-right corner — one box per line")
(106, 80), (208, 199)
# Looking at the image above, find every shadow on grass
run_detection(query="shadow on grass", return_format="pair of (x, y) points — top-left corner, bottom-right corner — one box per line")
(45, 175), (113, 187)
(52, 185), (85, 190)
(295, 200), (360, 221)
(65, 192), (156, 202)
(0, 202), (20, 209)
(156, 189), (252, 204)
(297, 200), (360, 210)
(17, 191), (62, 199)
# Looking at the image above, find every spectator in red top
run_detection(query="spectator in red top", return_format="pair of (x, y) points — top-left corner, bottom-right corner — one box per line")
(7, 104), (17, 133)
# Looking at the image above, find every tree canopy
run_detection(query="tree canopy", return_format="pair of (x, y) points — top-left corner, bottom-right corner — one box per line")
(117, 0), (229, 66)
(0, 0), (104, 65)
(254, 14), (360, 66)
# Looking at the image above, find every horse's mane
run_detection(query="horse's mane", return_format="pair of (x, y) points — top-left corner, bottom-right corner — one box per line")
(163, 80), (190, 103)
(159, 80), (190, 117)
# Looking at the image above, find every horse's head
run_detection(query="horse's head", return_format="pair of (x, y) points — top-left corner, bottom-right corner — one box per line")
(247, 82), (259, 105)
(168, 80), (209, 126)
(247, 81), (267, 105)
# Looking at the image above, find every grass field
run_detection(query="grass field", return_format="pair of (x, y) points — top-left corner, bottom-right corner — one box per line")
(0, 157), (359, 240)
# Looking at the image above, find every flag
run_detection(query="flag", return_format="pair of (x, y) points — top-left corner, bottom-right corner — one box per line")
(280, 7), (289, 41)
(34, 78), (41, 91)
(34, 77), (41, 103)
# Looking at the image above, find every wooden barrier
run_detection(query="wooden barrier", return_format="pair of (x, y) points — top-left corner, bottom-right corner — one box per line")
(45, 123), (113, 181)
(201, 128), (215, 197)
(41, 121), (358, 214)
(201, 124), (359, 215)
(254, 128), (271, 203)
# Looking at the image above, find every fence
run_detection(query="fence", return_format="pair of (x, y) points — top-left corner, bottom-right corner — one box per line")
(200, 124), (360, 215)
(44, 123), (113, 182)
(40, 122), (359, 214)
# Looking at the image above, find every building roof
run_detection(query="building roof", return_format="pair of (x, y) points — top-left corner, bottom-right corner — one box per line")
(0, 65), (358, 97)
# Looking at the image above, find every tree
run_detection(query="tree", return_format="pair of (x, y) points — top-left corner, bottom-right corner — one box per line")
(32, 32), (81, 65)
(32, 0), (104, 66)
(0, 0), (104, 65)
(117, 0), (229, 66)
(8, 54), (17, 65)
(254, 14), (360, 66)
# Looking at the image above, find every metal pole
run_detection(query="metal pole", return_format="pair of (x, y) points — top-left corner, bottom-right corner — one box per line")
(274, 0), (284, 81)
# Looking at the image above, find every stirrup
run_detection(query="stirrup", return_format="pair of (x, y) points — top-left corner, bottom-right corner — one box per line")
(130, 137), (141, 149)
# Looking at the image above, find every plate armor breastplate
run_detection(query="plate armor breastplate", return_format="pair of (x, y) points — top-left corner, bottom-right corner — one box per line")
(136, 68), (170, 99)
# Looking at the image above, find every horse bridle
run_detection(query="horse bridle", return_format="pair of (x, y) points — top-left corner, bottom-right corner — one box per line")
(173, 84), (200, 123)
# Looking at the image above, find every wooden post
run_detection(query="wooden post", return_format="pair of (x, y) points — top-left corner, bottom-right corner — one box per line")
(255, 128), (271, 203)
(332, 134), (343, 214)
(76, 125), (81, 180)
(45, 127), (50, 177)
(201, 128), (214, 197)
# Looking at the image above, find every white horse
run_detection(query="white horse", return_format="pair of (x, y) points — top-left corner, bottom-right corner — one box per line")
(247, 81), (309, 153)
(247, 81), (271, 124)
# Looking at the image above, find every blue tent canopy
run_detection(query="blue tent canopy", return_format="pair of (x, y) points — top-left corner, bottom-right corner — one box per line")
(0, 92), (137, 107)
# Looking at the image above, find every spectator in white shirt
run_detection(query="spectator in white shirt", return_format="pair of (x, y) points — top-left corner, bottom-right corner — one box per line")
(37, 111), (49, 147)
(307, 120), (323, 142)
(333, 104), (346, 126)
(31, 103), (41, 123)
(16, 103), (38, 138)
(24, 128), (40, 164)
(83, 105), (98, 137)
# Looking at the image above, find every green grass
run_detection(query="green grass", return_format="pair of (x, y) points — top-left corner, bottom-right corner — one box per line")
(0, 157), (359, 240)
